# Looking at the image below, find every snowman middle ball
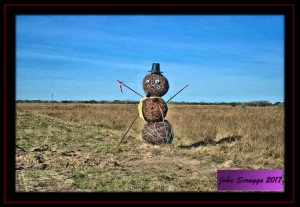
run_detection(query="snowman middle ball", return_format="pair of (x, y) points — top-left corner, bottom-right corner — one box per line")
(141, 97), (168, 122)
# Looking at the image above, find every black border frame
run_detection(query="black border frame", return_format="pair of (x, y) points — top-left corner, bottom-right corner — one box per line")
(2, 3), (295, 204)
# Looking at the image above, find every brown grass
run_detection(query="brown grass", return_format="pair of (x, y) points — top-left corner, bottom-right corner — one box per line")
(15, 103), (284, 192)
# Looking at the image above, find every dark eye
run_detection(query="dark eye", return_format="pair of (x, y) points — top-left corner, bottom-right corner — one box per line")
(145, 80), (150, 84)
(155, 79), (160, 84)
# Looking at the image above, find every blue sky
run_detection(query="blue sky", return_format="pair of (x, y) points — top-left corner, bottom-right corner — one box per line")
(16, 15), (284, 103)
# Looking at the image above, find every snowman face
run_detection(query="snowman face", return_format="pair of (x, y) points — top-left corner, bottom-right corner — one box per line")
(142, 73), (169, 97)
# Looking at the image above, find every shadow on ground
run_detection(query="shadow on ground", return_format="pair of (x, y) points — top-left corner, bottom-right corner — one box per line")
(178, 135), (242, 149)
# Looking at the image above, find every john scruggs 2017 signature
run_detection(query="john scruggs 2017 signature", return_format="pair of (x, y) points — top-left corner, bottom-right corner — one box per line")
(218, 176), (282, 186)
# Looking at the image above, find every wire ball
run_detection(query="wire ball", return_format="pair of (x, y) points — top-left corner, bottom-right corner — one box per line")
(142, 73), (169, 97)
(141, 120), (174, 145)
(141, 97), (168, 122)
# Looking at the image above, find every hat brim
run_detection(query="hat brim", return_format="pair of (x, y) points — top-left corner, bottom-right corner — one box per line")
(148, 71), (163, 73)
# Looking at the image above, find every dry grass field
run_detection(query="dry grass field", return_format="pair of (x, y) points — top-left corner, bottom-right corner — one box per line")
(15, 103), (284, 192)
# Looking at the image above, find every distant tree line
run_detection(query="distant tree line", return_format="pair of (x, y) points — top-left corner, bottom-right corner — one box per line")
(15, 100), (137, 104)
(169, 100), (284, 107)
(16, 99), (284, 107)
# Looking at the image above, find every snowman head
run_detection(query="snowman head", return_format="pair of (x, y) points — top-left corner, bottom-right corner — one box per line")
(142, 63), (169, 97)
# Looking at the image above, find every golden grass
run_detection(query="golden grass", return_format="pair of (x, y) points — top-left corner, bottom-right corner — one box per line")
(15, 103), (284, 192)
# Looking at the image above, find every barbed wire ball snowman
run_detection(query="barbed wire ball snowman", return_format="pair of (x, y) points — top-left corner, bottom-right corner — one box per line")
(139, 63), (173, 144)
(118, 63), (188, 145)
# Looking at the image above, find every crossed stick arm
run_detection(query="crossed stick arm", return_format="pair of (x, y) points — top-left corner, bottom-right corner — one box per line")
(117, 80), (143, 98)
(117, 81), (189, 146)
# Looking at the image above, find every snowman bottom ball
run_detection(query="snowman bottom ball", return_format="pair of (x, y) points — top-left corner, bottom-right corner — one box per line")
(141, 120), (174, 145)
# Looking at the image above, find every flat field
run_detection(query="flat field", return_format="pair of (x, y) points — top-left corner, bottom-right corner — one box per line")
(15, 103), (284, 192)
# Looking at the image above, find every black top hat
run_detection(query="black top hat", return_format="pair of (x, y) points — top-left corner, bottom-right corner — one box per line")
(148, 63), (163, 74)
